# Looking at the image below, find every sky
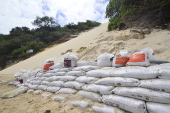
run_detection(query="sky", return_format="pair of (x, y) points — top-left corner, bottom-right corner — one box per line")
(0, 0), (110, 34)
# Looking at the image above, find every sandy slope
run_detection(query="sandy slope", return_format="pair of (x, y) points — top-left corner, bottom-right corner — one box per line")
(0, 23), (108, 75)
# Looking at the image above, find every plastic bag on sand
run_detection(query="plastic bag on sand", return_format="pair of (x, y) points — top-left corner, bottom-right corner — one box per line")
(66, 71), (85, 76)
(92, 105), (125, 113)
(102, 94), (146, 113)
(95, 77), (139, 87)
(82, 84), (114, 95)
(78, 90), (102, 102)
(113, 87), (170, 104)
(49, 63), (63, 70)
(77, 61), (97, 66)
(41, 93), (52, 99)
(2, 87), (28, 98)
(72, 66), (100, 72)
(71, 101), (89, 108)
(33, 90), (42, 95)
(63, 81), (84, 90)
(139, 79), (170, 93)
(46, 87), (60, 93)
(86, 70), (111, 77)
(146, 102), (170, 113)
(97, 53), (114, 67)
(158, 68), (170, 79)
(38, 85), (48, 91)
(110, 66), (158, 79)
(112, 50), (129, 67)
(52, 96), (66, 102)
(56, 88), (77, 94)
(58, 76), (77, 81)
(76, 76), (99, 84)
(48, 81), (64, 87)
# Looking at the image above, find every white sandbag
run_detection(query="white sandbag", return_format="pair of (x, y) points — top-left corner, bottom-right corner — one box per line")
(41, 93), (52, 99)
(64, 53), (78, 67)
(58, 68), (70, 72)
(110, 66), (158, 79)
(78, 90), (102, 102)
(71, 101), (89, 108)
(102, 94), (146, 113)
(48, 81), (65, 87)
(2, 87), (29, 98)
(38, 85), (48, 91)
(35, 72), (43, 77)
(29, 85), (39, 89)
(48, 69), (59, 73)
(82, 84), (114, 95)
(95, 77), (139, 87)
(72, 66), (101, 72)
(158, 68), (170, 79)
(32, 80), (42, 85)
(66, 71), (86, 76)
(52, 72), (66, 76)
(27, 89), (34, 93)
(33, 90), (42, 95)
(77, 61), (97, 66)
(49, 63), (62, 70)
(92, 105), (125, 113)
(24, 83), (32, 87)
(139, 79), (170, 93)
(41, 81), (50, 85)
(42, 73), (53, 77)
(140, 47), (157, 60)
(86, 70), (111, 77)
(76, 76), (99, 84)
(63, 81), (84, 90)
(52, 96), (66, 102)
(58, 76), (77, 81)
(127, 51), (150, 67)
(113, 87), (170, 104)
(46, 87), (60, 93)
(44, 76), (59, 82)
(56, 88), (78, 94)
(146, 102), (170, 113)
(97, 53), (114, 67)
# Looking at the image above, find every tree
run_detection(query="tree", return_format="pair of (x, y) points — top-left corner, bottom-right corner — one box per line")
(32, 16), (58, 28)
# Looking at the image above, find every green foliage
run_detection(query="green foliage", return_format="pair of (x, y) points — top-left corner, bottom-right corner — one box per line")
(108, 16), (121, 31)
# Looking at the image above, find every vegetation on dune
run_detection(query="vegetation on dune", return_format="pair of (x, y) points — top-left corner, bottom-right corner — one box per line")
(0, 16), (101, 70)
(106, 0), (170, 31)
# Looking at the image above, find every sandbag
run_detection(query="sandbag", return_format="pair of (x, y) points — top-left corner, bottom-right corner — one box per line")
(58, 76), (77, 81)
(63, 52), (78, 67)
(78, 90), (102, 102)
(139, 79), (170, 93)
(127, 51), (150, 67)
(42, 73), (53, 77)
(46, 87), (60, 93)
(41, 81), (50, 85)
(44, 76), (59, 82)
(49, 63), (62, 70)
(97, 53), (114, 67)
(77, 61), (97, 66)
(48, 69), (59, 73)
(76, 76), (99, 84)
(66, 71), (86, 76)
(29, 85), (39, 89)
(86, 70), (111, 77)
(2, 87), (28, 98)
(110, 66), (158, 79)
(33, 90), (43, 95)
(92, 105), (125, 113)
(52, 72), (66, 76)
(32, 80), (42, 85)
(72, 66), (100, 72)
(71, 101), (89, 108)
(56, 88), (77, 94)
(102, 94), (146, 113)
(27, 89), (34, 93)
(158, 68), (170, 79)
(95, 77), (139, 87)
(38, 85), (48, 91)
(41, 93), (52, 99)
(146, 102), (170, 113)
(63, 81), (84, 90)
(82, 84), (114, 95)
(113, 87), (170, 104)
(52, 96), (66, 102)
(58, 68), (70, 72)
(48, 81), (65, 87)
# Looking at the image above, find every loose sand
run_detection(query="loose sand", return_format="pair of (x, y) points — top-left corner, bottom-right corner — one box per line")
(0, 23), (170, 113)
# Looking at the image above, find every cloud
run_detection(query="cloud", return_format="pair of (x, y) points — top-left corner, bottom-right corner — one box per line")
(0, 0), (109, 34)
